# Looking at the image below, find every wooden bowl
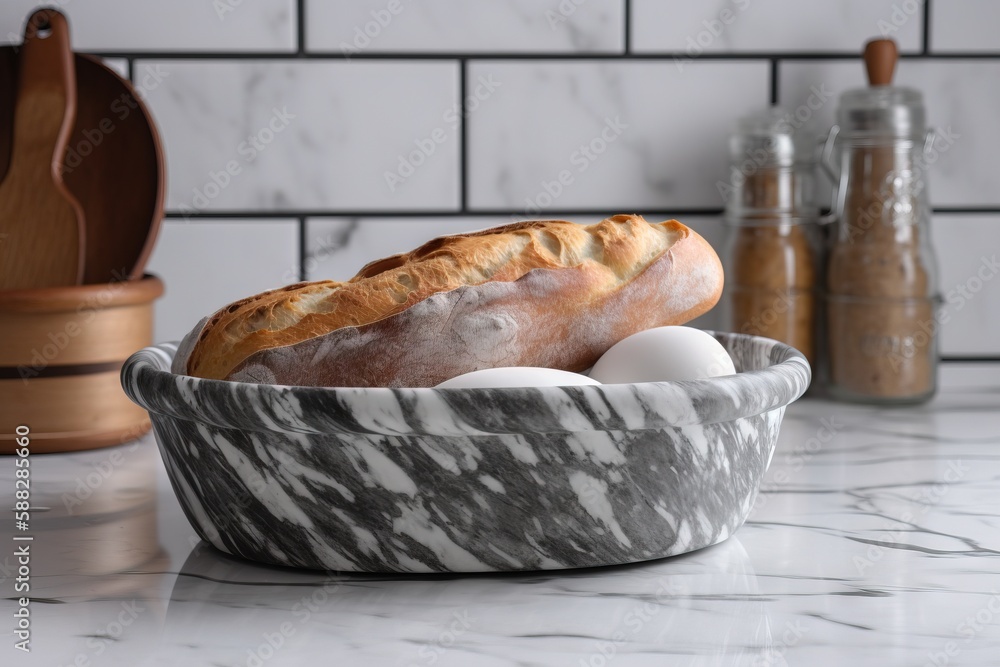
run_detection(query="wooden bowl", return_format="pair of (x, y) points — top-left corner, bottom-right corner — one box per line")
(0, 274), (163, 454)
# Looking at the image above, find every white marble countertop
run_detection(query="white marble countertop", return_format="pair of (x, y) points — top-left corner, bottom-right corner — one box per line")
(3, 364), (999, 666)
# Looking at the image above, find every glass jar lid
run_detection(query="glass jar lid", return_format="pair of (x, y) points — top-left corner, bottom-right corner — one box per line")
(836, 85), (925, 139)
(724, 107), (818, 225)
(728, 107), (812, 168)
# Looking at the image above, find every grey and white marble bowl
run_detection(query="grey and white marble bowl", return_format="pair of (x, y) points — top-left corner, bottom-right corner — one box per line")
(122, 331), (810, 573)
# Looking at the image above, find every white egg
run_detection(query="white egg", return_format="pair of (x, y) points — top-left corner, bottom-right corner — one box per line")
(436, 367), (601, 389)
(590, 326), (736, 384)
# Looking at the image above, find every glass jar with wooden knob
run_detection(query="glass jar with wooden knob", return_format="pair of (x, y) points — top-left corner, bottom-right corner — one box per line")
(821, 38), (941, 404)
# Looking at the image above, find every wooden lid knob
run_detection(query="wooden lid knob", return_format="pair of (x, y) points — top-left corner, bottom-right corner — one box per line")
(864, 38), (898, 86)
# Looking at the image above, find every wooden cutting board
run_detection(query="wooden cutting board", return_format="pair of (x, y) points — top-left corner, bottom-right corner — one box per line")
(0, 11), (164, 287)
(0, 9), (85, 290)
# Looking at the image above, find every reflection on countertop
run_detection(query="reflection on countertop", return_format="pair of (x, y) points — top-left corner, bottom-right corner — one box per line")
(2, 364), (999, 666)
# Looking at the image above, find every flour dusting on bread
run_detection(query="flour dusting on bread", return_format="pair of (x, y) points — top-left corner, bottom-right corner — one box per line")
(182, 215), (723, 387)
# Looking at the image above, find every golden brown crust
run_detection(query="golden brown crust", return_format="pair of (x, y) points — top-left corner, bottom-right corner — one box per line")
(183, 215), (723, 386)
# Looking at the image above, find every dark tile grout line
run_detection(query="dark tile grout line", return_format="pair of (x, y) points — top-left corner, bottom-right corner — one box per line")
(923, 0), (932, 55)
(459, 59), (468, 212)
(769, 58), (778, 104)
(163, 207), (1000, 220)
(297, 216), (308, 281)
(296, 0), (306, 56)
(932, 207), (1000, 214)
(623, 0), (631, 55)
(161, 208), (722, 220)
(80, 51), (1000, 61)
(295, 0), (306, 277)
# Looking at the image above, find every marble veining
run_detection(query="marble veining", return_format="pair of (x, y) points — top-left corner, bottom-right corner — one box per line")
(122, 332), (809, 572)
(138, 60), (460, 212)
(630, 0), (923, 53)
(305, 0), (625, 54)
(467, 60), (770, 210)
(0, 0), (296, 52)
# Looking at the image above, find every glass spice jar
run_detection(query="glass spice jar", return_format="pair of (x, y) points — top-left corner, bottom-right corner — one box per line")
(821, 39), (940, 404)
(720, 108), (821, 368)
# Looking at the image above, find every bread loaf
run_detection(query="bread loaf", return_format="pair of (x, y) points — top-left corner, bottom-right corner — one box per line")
(179, 215), (723, 387)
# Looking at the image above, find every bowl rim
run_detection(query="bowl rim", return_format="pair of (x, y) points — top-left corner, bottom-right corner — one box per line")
(121, 331), (810, 436)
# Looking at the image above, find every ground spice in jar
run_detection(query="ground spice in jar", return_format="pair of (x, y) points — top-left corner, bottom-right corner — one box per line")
(728, 223), (817, 365)
(826, 143), (936, 401)
(721, 111), (819, 367)
(822, 38), (940, 404)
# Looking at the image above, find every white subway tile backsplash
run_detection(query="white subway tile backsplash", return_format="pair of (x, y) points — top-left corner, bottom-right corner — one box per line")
(306, 0), (624, 54)
(931, 215), (1000, 356)
(0, 0), (295, 52)
(467, 61), (770, 211)
(146, 220), (299, 343)
(13, 2), (993, 358)
(631, 0), (922, 54)
(930, 0), (1000, 53)
(780, 59), (1000, 207)
(137, 60), (460, 213)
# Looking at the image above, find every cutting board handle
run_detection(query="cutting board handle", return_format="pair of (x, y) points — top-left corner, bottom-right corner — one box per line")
(13, 9), (77, 179)
(0, 8), (85, 289)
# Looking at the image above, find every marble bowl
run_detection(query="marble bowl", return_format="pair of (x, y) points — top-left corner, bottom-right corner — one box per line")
(122, 331), (810, 573)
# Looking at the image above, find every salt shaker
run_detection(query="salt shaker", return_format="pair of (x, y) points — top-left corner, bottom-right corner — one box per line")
(721, 108), (821, 367)
(822, 39), (941, 404)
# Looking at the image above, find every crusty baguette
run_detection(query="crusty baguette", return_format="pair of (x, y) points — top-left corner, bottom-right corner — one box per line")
(180, 214), (723, 387)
